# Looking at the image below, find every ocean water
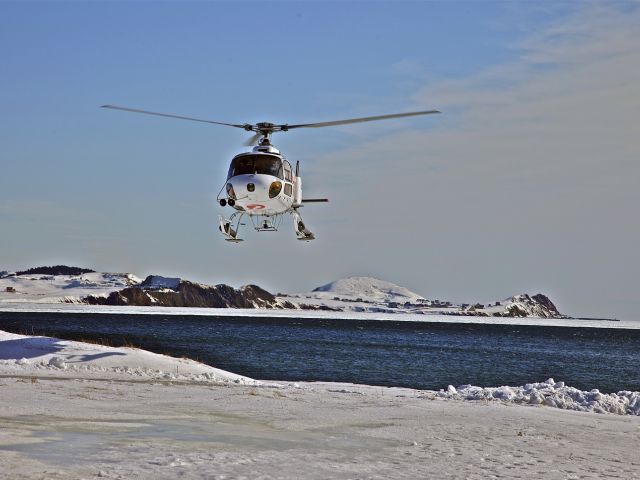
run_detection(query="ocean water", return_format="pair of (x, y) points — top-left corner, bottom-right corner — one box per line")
(1, 312), (639, 392)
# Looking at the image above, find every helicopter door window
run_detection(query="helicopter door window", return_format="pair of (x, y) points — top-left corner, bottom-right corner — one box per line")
(284, 183), (293, 197)
(283, 161), (293, 182)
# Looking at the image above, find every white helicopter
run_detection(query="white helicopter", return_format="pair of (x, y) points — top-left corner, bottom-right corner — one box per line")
(101, 105), (440, 242)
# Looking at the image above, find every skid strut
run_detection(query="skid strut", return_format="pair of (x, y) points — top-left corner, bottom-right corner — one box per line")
(218, 212), (244, 242)
(292, 210), (315, 241)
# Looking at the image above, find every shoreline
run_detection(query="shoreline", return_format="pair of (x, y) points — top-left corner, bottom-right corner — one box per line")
(1, 302), (639, 330)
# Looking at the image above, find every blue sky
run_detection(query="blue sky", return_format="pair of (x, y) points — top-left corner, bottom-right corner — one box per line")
(1, 1), (513, 208)
(1, 1), (639, 319)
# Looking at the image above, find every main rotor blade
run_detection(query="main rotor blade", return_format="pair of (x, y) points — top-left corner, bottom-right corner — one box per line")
(243, 132), (262, 146)
(285, 109), (441, 129)
(101, 105), (248, 129)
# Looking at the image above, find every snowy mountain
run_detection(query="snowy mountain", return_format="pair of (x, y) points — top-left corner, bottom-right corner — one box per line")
(0, 267), (567, 318)
(312, 276), (426, 303)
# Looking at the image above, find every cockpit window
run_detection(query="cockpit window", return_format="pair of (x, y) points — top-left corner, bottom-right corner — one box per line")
(228, 154), (284, 179)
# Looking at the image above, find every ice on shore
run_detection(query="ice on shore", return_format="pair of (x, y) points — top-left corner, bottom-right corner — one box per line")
(1, 329), (639, 416)
(437, 378), (640, 416)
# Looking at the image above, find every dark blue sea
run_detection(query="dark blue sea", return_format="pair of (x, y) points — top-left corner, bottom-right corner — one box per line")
(1, 312), (639, 393)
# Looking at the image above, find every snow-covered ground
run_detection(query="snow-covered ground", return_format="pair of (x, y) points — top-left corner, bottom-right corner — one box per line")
(1, 330), (639, 479)
(0, 272), (141, 304)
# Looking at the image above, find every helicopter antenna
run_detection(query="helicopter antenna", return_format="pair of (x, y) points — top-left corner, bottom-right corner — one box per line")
(101, 105), (440, 146)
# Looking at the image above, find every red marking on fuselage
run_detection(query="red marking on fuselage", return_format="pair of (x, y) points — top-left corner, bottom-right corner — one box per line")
(246, 204), (266, 210)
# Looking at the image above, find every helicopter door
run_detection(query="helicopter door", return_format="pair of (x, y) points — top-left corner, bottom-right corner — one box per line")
(283, 161), (293, 197)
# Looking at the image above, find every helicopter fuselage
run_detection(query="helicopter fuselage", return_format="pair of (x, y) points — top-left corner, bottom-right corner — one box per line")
(226, 173), (295, 215)
(222, 146), (300, 217)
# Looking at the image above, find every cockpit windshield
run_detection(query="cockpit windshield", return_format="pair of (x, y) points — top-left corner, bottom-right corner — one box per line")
(227, 154), (283, 179)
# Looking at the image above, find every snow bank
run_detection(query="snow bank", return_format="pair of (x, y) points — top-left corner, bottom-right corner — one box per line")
(0, 329), (257, 385)
(437, 378), (640, 416)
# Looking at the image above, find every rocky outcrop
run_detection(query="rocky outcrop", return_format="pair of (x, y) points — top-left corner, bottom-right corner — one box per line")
(498, 294), (565, 319)
(85, 278), (294, 309)
(531, 294), (560, 316)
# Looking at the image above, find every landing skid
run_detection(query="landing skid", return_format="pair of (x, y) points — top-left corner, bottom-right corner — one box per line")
(218, 210), (316, 242)
(218, 213), (244, 242)
(292, 209), (315, 241)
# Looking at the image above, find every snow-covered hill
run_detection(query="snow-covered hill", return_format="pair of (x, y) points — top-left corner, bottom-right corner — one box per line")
(312, 276), (426, 303)
(0, 270), (141, 304)
(280, 276), (566, 318)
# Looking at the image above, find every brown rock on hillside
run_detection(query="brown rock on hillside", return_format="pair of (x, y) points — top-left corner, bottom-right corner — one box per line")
(85, 278), (293, 309)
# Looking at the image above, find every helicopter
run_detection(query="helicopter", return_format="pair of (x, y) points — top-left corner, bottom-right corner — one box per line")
(101, 105), (440, 242)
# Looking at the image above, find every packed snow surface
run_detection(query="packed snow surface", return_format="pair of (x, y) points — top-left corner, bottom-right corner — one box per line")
(1, 329), (640, 478)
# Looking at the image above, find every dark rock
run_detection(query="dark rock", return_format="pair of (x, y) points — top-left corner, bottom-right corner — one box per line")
(532, 294), (560, 315)
(139, 275), (180, 290)
(298, 303), (342, 311)
(16, 266), (95, 276)
(84, 280), (283, 309)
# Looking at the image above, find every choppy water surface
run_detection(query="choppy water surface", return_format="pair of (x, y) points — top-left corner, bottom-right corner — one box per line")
(1, 312), (638, 392)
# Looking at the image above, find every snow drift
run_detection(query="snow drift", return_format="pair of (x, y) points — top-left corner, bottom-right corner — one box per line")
(437, 378), (640, 416)
(0, 329), (257, 385)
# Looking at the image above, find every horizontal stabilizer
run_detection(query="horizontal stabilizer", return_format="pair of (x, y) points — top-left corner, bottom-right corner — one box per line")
(302, 198), (329, 203)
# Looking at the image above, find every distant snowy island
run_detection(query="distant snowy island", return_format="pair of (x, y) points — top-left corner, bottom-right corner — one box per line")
(0, 265), (571, 319)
